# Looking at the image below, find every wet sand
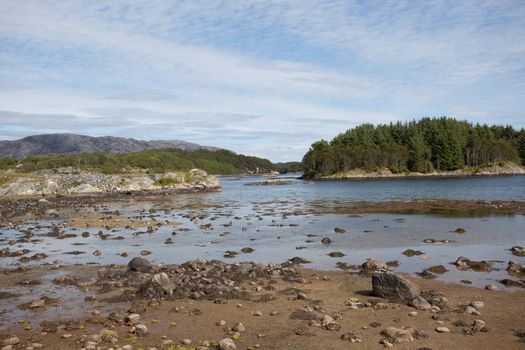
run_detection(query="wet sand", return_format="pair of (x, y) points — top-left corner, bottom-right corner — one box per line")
(0, 262), (524, 349)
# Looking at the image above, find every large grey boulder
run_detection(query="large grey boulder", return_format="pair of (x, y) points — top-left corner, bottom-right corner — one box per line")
(372, 270), (420, 303)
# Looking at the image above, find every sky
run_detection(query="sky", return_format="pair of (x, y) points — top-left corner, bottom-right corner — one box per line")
(0, 1), (524, 162)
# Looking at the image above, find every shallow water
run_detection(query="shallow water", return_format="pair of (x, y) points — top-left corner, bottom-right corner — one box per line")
(1, 175), (525, 289)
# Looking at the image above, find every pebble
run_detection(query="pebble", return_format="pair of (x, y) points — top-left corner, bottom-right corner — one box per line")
(135, 324), (149, 336)
(408, 311), (418, 317)
(61, 333), (72, 339)
(435, 327), (450, 333)
(124, 313), (140, 325)
(217, 320), (227, 326)
(30, 299), (45, 308)
(254, 310), (263, 316)
(181, 339), (192, 345)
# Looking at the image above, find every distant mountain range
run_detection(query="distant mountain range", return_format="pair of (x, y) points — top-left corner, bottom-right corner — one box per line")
(0, 133), (219, 159)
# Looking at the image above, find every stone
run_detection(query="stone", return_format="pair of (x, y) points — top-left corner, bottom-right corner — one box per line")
(380, 327), (414, 343)
(30, 299), (45, 308)
(473, 319), (486, 332)
(507, 260), (525, 274)
(511, 246), (525, 257)
(232, 322), (245, 332)
(137, 272), (176, 298)
(362, 258), (388, 271)
(217, 320), (227, 326)
(124, 313), (140, 325)
(2, 338), (20, 346)
(254, 310), (263, 316)
(410, 296), (431, 310)
(219, 338), (236, 350)
(127, 257), (153, 273)
(135, 324), (149, 336)
(485, 284), (497, 291)
(454, 257), (492, 272)
(372, 271), (420, 303)
(409, 311), (418, 317)
(435, 327), (450, 333)
(465, 305), (480, 315)
(181, 339), (192, 345)
(470, 301), (484, 309)
(99, 329), (118, 341)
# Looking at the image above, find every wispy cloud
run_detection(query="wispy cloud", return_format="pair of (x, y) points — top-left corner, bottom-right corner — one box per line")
(0, 0), (524, 161)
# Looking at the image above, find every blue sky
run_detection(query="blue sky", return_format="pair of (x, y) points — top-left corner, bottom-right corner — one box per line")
(0, 1), (524, 161)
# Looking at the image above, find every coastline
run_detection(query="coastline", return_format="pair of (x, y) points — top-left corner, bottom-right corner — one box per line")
(308, 162), (525, 181)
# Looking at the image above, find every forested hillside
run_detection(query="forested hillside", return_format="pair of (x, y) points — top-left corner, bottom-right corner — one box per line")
(0, 148), (276, 175)
(302, 117), (525, 177)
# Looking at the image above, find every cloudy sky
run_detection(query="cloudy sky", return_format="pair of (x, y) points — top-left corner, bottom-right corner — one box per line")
(1, 1), (524, 161)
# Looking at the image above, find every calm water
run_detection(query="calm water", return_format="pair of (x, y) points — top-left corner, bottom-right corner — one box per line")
(1, 175), (525, 289)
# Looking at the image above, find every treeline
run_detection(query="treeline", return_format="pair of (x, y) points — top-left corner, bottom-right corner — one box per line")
(275, 162), (303, 174)
(303, 117), (525, 177)
(0, 148), (277, 175)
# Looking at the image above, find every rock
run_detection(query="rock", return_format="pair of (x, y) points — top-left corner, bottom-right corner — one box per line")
(327, 252), (345, 257)
(254, 310), (263, 316)
(485, 284), (497, 291)
(181, 339), (192, 345)
(507, 260), (525, 274)
(219, 338), (236, 350)
(402, 249), (425, 257)
(409, 311), (418, 317)
(470, 301), (484, 309)
(321, 237), (332, 244)
(135, 324), (149, 336)
(380, 327), (414, 343)
(334, 228), (346, 233)
(362, 258), (388, 271)
(217, 320), (227, 326)
(372, 271), (420, 303)
(232, 322), (245, 332)
(99, 329), (118, 341)
(465, 305), (480, 315)
(68, 183), (102, 194)
(127, 257), (153, 273)
(426, 265), (448, 274)
(137, 272), (176, 298)
(30, 299), (45, 308)
(124, 313), (140, 325)
(511, 246), (525, 257)
(473, 319), (486, 332)
(2, 337), (20, 346)
(454, 227), (466, 233)
(435, 327), (450, 333)
(454, 257), (492, 272)
(410, 296), (431, 310)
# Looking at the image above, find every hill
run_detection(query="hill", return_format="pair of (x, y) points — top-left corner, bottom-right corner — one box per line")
(302, 117), (525, 177)
(0, 133), (218, 159)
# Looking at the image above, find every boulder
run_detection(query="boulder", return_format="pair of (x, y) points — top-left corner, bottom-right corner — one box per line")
(127, 257), (153, 273)
(137, 272), (176, 298)
(372, 271), (420, 303)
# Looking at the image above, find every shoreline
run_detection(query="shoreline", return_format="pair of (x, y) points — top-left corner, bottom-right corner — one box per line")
(1, 260), (524, 349)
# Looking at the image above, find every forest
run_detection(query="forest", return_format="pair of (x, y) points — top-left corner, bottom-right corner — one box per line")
(302, 117), (525, 177)
(0, 148), (277, 175)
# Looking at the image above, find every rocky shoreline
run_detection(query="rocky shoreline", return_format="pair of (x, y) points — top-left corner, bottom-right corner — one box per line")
(1, 258), (524, 350)
(312, 161), (525, 180)
(0, 168), (220, 198)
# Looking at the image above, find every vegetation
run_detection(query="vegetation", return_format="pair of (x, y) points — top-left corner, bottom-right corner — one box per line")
(2, 148), (277, 175)
(275, 162), (303, 174)
(302, 117), (525, 177)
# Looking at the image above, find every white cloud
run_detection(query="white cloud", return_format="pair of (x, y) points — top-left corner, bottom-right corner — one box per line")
(0, 0), (524, 161)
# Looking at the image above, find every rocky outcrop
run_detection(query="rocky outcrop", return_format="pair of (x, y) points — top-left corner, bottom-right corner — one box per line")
(0, 168), (220, 197)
